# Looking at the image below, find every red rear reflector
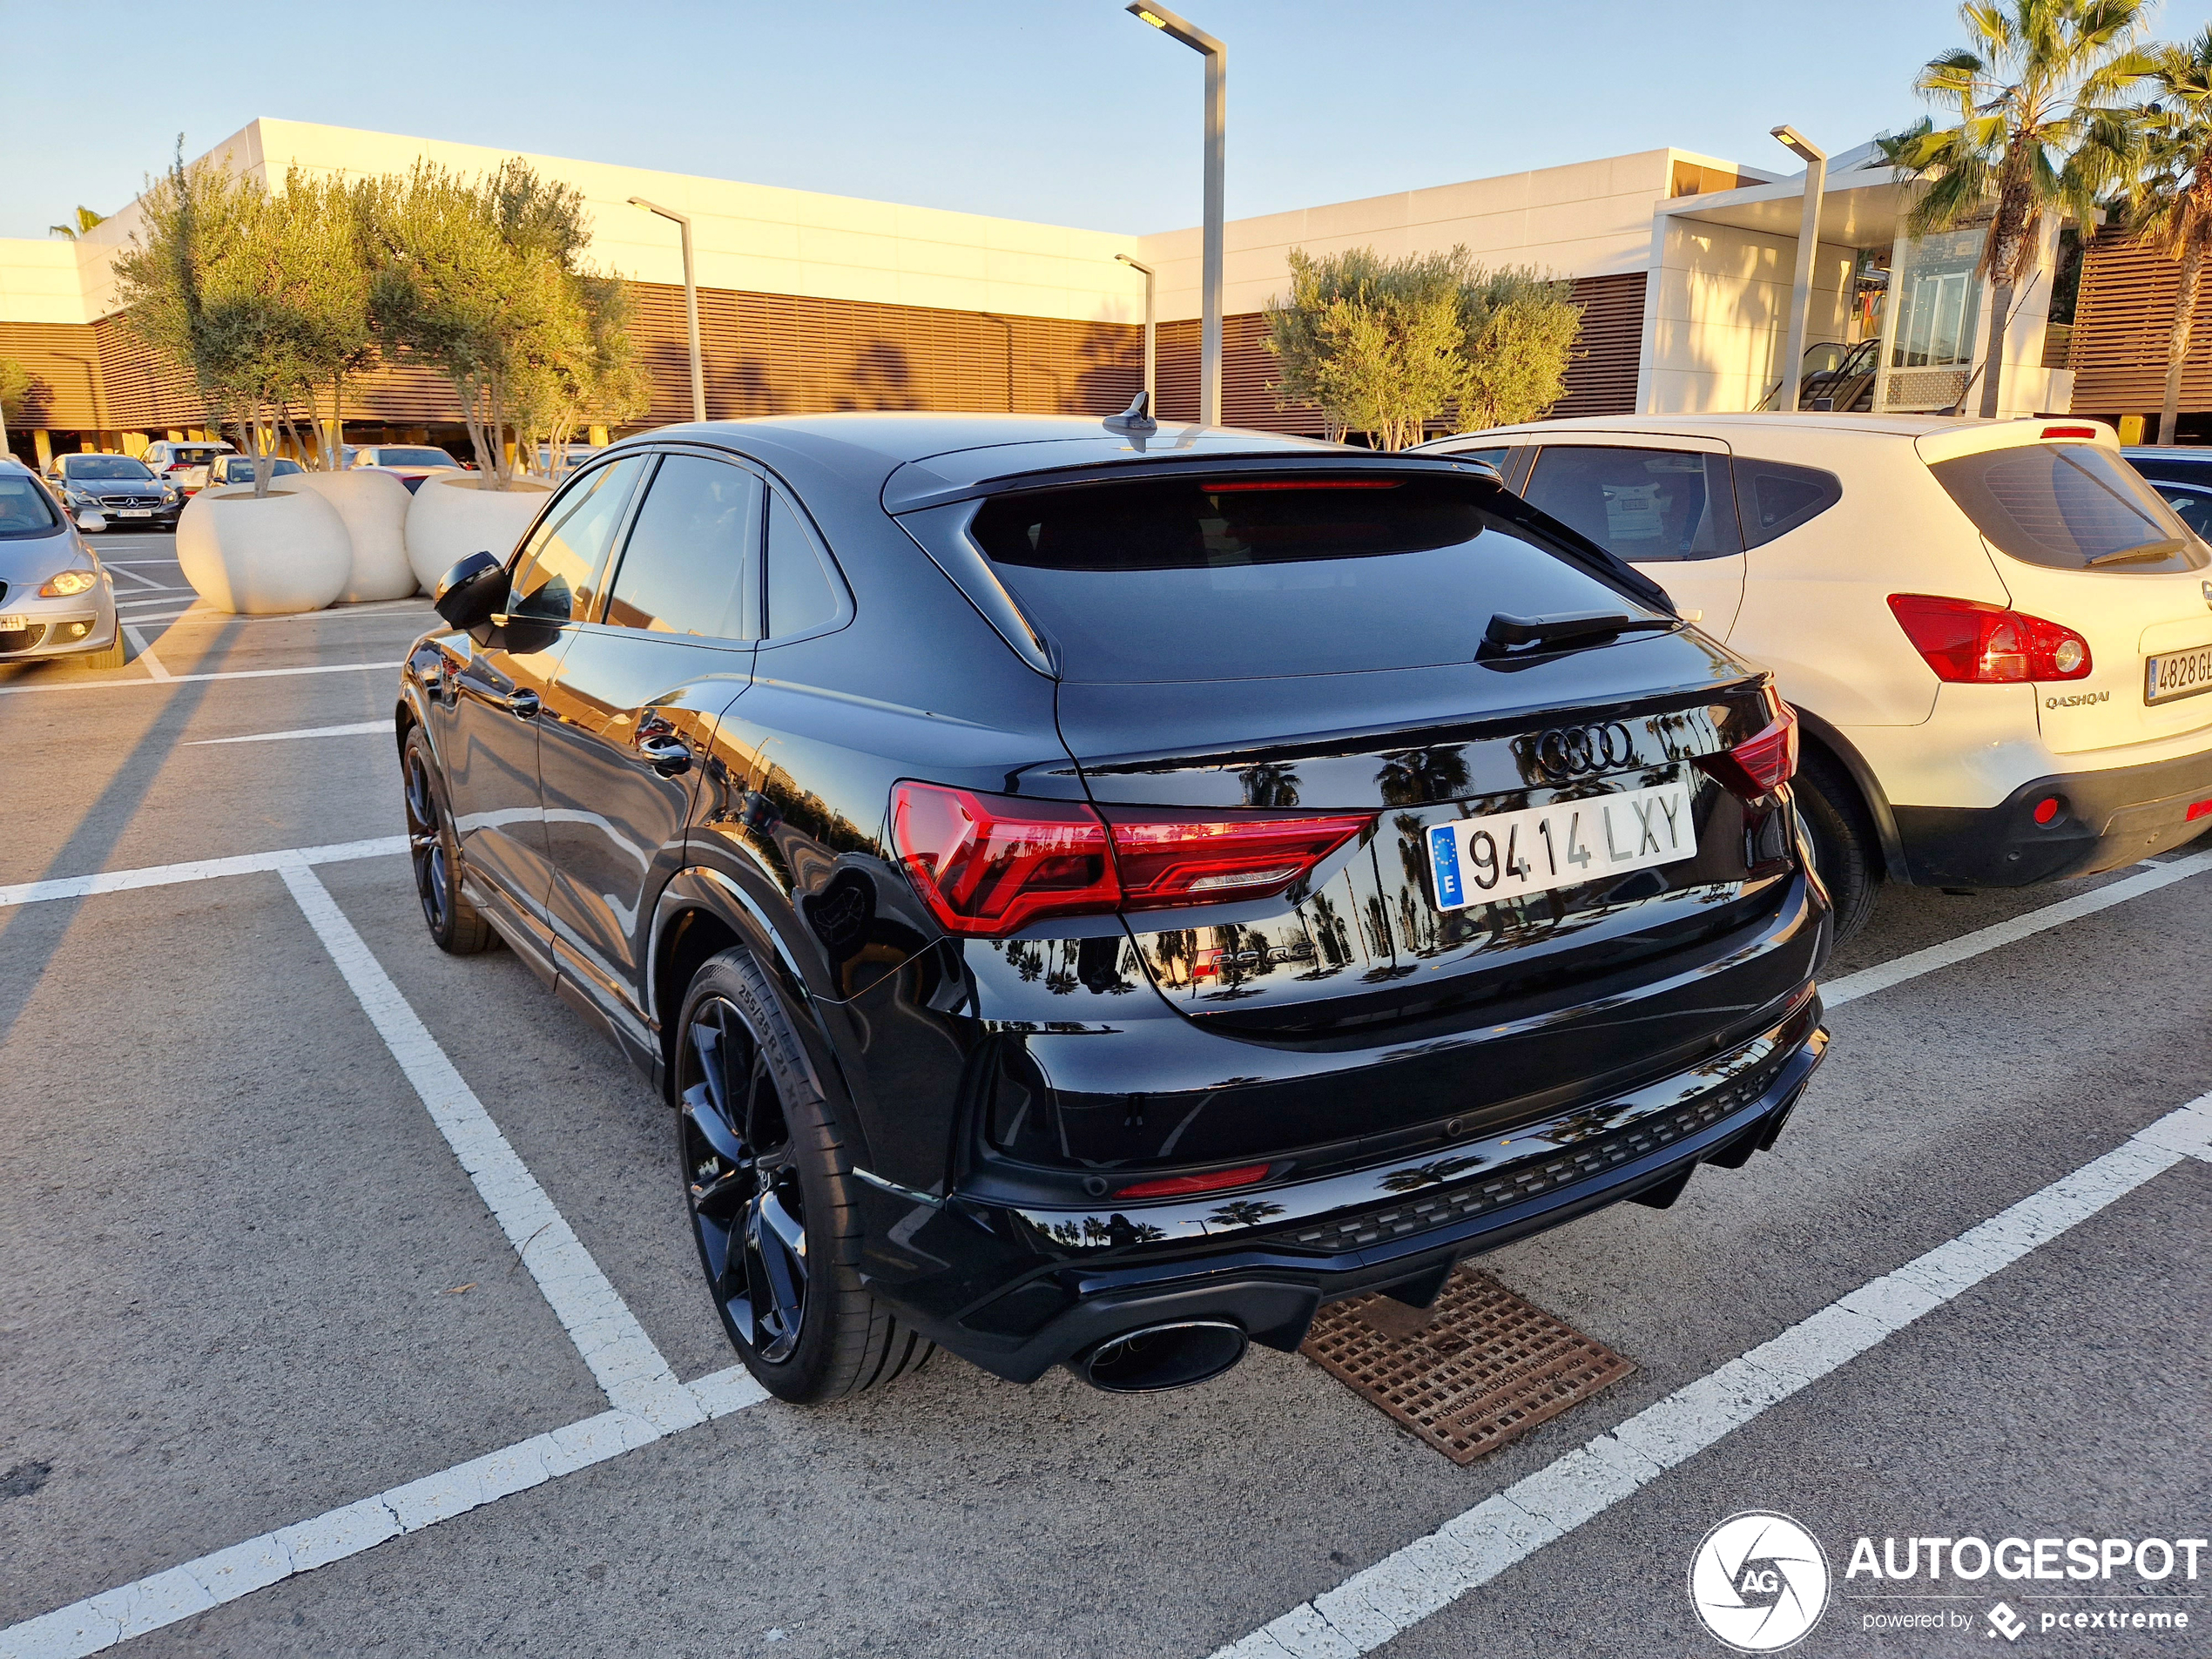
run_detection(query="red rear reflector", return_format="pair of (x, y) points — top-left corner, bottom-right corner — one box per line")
(2188, 798), (2212, 823)
(2041, 425), (2099, 440)
(1696, 686), (1798, 799)
(891, 782), (1372, 938)
(1204, 479), (1403, 492)
(1114, 1162), (1271, 1200)
(2033, 796), (2062, 826)
(1887, 594), (2094, 683)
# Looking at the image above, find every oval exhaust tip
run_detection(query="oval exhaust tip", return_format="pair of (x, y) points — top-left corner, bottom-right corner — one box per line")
(1076, 1320), (1248, 1393)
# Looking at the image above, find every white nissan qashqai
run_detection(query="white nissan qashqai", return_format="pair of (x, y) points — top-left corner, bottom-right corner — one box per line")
(1416, 415), (2212, 940)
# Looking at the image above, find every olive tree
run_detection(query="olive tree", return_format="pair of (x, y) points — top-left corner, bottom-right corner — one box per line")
(1265, 246), (1582, 448)
(113, 149), (320, 497)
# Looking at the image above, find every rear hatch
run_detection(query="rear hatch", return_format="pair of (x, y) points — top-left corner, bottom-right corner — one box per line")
(951, 464), (1809, 1147)
(1920, 425), (2212, 756)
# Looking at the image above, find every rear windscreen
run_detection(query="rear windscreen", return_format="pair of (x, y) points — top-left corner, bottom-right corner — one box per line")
(966, 475), (1662, 681)
(1932, 444), (2209, 574)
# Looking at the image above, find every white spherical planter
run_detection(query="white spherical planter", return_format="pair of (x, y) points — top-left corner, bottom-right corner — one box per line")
(176, 485), (352, 616)
(296, 469), (417, 603)
(404, 475), (552, 593)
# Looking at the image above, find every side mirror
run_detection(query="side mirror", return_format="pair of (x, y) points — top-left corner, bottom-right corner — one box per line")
(75, 509), (105, 534)
(433, 550), (511, 628)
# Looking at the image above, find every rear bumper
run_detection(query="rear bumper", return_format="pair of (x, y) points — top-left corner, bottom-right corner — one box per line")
(1894, 744), (2212, 886)
(873, 1001), (1826, 1384)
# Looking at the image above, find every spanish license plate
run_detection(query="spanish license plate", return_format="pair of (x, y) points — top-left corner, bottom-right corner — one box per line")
(2145, 644), (2212, 705)
(1427, 775), (1696, 912)
(0, 615), (27, 631)
(119, 508), (153, 518)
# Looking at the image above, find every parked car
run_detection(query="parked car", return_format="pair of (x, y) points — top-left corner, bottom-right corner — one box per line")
(536, 442), (604, 481)
(1416, 415), (2212, 940)
(2121, 446), (2212, 541)
(0, 456), (125, 668)
(140, 439), (237, 495)
(351, 444), (465, 492)
(204, 455), (306, 488)
(44, 452), (182, 532)
(400, 413), (1828, 1404)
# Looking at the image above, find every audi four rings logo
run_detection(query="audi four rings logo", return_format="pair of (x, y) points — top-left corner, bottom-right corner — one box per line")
(1534, 722), (1637, 776)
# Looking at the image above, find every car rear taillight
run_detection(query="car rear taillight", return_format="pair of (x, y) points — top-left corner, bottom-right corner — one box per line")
(1113, 1162), (1272, 1199)
(1888, 593), (2093, 683)
(1099, 806), (1370, 909)
(1696, 686), (1798, 800)
(890, 782), (1371, 938)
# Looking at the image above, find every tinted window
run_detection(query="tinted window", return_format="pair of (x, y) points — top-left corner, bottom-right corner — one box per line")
(509, 456), (647, 622)
(605, 455), (761, 639)
(967, 474), (1660, 682)
(0, 473), (60, 537)
(1523, 447), (1737, 562)
(61, 455), (154, 481)
(765, 492), (841, 637)
(1732, 459), (1843, 549)
(376, 447), (459, 468)
(1932, 443), (2210, 574)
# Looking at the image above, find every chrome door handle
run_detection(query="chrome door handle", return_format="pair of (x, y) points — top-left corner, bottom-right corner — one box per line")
(505, 689), (540, 718)
(637, 735), (691, 777)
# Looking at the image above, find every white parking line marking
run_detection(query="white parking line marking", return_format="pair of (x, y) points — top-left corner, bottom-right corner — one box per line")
(151, 604), (433, 628)
(0, 1366), (766, 1659)
(188, 721), (389, 745)
(113, 593), (195, 608)
(1823, 848), (2212, 1008)
(1211, 1093), (2212, 1659)
(119, 628), (172, 682)
(278, 862), (693, 1426)
(102, 565), (169, 591)
(99, 559), (185, 566)
(0, 837), (407, 908)
(0, 659), (404, 696)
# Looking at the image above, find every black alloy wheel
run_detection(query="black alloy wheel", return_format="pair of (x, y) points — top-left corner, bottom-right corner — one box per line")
(401, 727), (495, 954)
(680, 993), (810, 1365)
(674, 948), (934, 1401)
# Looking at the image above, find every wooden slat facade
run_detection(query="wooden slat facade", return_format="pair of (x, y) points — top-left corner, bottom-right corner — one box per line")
(5, 266), (1647, 442)
(2068, 228), (2212, 414)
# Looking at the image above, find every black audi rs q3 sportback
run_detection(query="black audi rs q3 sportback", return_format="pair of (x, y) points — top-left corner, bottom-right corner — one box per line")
(400, 412), (1830, 1403)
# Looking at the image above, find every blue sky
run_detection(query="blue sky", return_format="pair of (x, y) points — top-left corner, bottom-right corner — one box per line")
(0, 0), (2097, 241)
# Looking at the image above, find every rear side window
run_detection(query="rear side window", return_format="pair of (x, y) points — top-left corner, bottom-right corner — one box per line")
(605, 455), (760, 639)
(2151, 484), (2212, 542)
(765, 492), (843, 638)
(1932, 443), (2209, 574)
(0, 473), (60, 538)
(1732, 459), (1842, 549)
(966, 474), (1662, 682)
(1522, 446), (1739, 562)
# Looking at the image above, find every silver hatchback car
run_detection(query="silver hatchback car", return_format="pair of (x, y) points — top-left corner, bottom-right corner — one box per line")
(0, 461), (124, 669)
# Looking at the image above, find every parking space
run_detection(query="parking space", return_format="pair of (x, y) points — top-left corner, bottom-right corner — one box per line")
(3, 533), (2208, 1658)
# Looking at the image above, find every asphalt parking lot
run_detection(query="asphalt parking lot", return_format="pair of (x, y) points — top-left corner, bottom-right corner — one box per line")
(3, 531), (2209, 1659)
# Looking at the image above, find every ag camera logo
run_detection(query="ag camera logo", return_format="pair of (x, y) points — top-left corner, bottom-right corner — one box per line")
(1689, 1512), (1831, 1652)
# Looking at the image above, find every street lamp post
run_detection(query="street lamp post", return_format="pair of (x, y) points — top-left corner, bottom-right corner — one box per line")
(1770, 125), (1829, 415)
(628, 196), (706, 423)
(1127, 3), (1224, 426)
(1116, 253), (1157, 409)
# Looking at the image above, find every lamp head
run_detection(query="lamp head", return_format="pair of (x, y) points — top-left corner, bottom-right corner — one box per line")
(1770, 125), (1827, 165)
(1125, 2), (1222, 55)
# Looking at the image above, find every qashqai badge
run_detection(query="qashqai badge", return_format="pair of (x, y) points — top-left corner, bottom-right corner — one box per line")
(1688, 1511), (1830, 1652)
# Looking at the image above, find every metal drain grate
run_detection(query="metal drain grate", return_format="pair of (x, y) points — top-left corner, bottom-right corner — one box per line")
(1302, 1266), (1635, 1465)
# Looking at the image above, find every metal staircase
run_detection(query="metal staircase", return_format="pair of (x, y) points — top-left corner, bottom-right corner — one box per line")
(1757, 340), (1879, 413)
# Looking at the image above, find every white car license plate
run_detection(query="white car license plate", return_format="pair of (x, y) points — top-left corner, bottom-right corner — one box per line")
(2145, 644), (2212, 705)
(119, 508), (153, 517)
(1427, 775), (1696, 912)
(0, 614), (28, 631)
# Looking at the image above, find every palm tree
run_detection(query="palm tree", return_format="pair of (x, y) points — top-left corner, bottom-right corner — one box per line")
(2128, 30), (2212, 442)
(48, 206), (105, 239)
(1895, 0), (2152, 419)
